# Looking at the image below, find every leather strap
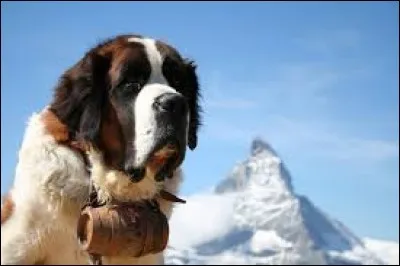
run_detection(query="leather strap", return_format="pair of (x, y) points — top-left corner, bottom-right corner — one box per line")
(159, 190), (186, 204)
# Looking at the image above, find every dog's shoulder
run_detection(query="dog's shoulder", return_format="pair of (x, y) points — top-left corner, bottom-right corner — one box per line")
(12, 108), (90, 208)
(1, 108), (92, 264)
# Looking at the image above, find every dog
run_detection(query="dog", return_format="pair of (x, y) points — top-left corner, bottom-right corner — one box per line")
(1, 34), (201, 265)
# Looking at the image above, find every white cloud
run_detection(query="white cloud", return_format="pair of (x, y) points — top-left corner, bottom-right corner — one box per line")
(203, 122), (258, 144)
(168, 192), (238, 249)
(264, 115), (399, 162)
(261, 66), (337, 113)
(203, 114), (399, 163)
(200, 70), (260, 111)
(364, 237), (399, 265)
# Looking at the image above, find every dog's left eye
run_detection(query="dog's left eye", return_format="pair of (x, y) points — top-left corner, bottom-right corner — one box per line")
(121, 82), (141, 94)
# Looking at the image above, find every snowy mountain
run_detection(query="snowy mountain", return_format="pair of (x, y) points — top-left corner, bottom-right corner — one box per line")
(165, 138), (391, 265)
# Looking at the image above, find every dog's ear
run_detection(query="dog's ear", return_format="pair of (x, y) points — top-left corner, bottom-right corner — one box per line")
(50, 51), (111, 146)
(185, 59), (202, 150)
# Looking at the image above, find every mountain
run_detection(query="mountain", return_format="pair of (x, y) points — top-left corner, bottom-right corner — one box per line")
(165, 138), (388, 265)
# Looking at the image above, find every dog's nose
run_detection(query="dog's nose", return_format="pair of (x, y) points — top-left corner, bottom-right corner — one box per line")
(125, 166), (146, 183)
(153, 93), (188, 114)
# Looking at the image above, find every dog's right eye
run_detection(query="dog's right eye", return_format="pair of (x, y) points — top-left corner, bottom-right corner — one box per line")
(122, 82), (141, 92)
(118, 82), (141, 98)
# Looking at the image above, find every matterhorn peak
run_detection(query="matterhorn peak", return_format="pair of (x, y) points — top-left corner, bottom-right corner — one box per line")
(251, 137), (279, 157)
(215, 137), (294, 194)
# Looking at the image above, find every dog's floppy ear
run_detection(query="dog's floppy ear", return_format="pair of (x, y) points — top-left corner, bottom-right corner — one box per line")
(50, 51), (111, 146)
(185, 59), (202, 150)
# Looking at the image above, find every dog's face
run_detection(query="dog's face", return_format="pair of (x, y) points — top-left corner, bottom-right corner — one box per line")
(50, 35), (201, 184)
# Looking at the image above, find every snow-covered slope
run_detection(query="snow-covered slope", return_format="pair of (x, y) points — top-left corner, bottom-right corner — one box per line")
(165, 138), (389, 265)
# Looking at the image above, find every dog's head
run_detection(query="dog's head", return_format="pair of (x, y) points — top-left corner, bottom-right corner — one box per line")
(49, 34), (201, 193)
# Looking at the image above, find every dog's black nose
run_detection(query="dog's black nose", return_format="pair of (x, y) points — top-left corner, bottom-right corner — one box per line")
(125, 166), (146, 183)
(153, 93), (188, 114)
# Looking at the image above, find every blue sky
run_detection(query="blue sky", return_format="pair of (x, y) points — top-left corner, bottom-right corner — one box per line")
(1, 2), (398, 242)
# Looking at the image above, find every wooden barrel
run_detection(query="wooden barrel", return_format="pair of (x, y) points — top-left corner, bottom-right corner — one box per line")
(76, 201), (169, 257)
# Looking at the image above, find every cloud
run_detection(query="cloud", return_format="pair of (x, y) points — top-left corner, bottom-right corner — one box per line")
(260, 62), (340, 111)
(200, 62), (343, 117)
(363, 238), (399, 265)
(203, 122), (258, 144)
(261, 115), (399, 162)
(200, 70), (260, 111)
(168, 192), (237, 249)
(204, 113), (399, 164)
(323, 138), (399, 161)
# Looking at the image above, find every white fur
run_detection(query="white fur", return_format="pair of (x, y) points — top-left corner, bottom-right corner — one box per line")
(128, 37), (167, 84)
(1, 107), (184, 265)
(88, 146), (160, 204)
(134, 84), (181, 166)
(1, 108), (91, 264)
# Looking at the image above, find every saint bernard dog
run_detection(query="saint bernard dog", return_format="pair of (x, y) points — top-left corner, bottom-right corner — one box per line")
(1, 34), (202, 265)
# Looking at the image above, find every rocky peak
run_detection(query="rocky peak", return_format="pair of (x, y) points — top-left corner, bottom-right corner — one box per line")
(251, 137), (278, 157)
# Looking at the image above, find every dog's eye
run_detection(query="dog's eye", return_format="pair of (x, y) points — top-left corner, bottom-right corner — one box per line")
(121, 82), (141, 94)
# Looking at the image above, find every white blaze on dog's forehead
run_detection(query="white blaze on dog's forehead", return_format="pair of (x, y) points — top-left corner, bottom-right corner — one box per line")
(127, 37), (167, 84)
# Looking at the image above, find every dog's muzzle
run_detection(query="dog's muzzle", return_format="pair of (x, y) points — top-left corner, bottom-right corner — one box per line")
(124, 84), (189, 183)
(153, 92), (189, 151)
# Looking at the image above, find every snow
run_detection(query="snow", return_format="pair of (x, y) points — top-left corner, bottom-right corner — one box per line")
(250, 230), (293, 254)
(364, 238), (399, 265)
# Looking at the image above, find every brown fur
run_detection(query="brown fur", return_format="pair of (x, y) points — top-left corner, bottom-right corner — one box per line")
(40, 110), (70, 143)
(1, 194), (14, 225)
(48, 35), (154, 173)
(98, 101), (125, 169)
(42, 106), (125, 172)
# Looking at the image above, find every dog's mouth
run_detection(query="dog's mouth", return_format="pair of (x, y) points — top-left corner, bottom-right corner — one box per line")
(146, 140), (180, 181)
(127, 138), (183, 183)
